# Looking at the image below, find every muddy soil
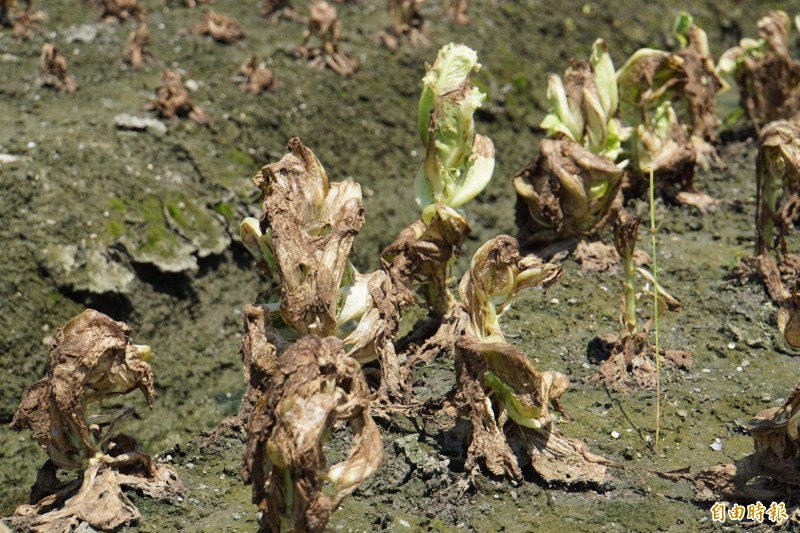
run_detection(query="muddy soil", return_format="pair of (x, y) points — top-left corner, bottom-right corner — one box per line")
(3, 0), (800, 531)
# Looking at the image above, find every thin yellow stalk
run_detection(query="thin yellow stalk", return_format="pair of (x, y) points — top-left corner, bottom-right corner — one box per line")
(649, 169), (661, 452)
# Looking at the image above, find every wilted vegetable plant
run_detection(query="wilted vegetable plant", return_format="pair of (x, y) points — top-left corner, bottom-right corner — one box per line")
(589, 211), (690, 393)
(734, 120), (800, 303)
(718, 10), (800, 131)
(241, 336), (383, 533)
(297, 0), (358, 77)
(382, 43), (494, 319)
(10, 310), (184, 532)
(452, 236), (611, 484)
(616, 12), (724, 210)
(239, 138), (409, 405)
(513, 39), (626, 249)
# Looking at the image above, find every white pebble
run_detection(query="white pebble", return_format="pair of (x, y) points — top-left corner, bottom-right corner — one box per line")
(610, 431), (620, 439)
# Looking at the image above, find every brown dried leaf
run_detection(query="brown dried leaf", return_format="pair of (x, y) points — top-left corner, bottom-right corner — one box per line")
(122, 23), (153, 70)
(381, 204), (470, 315)
(514, 137), (624, 248)
(457, 235), (562, 341)
(11, 309), (154, 471)
(243, 336), (383, 533)
(188, 9), (244, 44)
(144, 70), (209, 125)
(40, 44), (77, 93)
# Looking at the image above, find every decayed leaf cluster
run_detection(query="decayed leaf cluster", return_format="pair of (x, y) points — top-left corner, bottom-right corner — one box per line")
(236, 55), (276, 94)
(144, 69), (209, 125)
(2, 0), (46, 40)
(122, 23), (154, 70)
(9, 309), (184, 533)
(297, 0), (357, 77)
(733, 120), (800, 303)
(378, 0), (428, 51)
(187, 9), (244, 44)
(40, 43), (77, 93)
(242, 336), (383, 533)
(616, 14), (724, 210)
(588, 213), (690, 393)
(259, 0), (300, 22)
(451, 236), (612, 485)
(719, 11), (800, 131)
(88, 0), (146, 23)
(445, 0), (467, 25)
(242, 138), (410, 405)
(514, 40), (626, 250)
(514, 137), (624, 249)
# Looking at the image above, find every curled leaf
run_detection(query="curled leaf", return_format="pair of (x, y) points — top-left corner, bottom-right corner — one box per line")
(243, 336), (383, 533)
(458, 235), (562, 341)
(514, 137), (624, 247)
(253, 138), (364, 337)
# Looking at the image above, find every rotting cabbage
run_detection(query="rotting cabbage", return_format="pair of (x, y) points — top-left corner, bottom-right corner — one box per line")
(616, 13), (723, 210)
(514, 39), (627, 248)
(242, 336), (383, 533)
(10, 309), (184, 532)
(451, 236), (610, 484)
(240, 138), (410, 405)
(383, 43), (494, 316)
(718, 10), (800, 130)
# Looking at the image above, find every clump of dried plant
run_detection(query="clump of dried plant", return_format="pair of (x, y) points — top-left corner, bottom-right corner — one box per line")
(2, 0), (46, 39)
(122, 23), (154, 70)
(9, 310), (184, 532)
(732, 120), (800, 303)
(88, 0), (146, 23)
(377, 0), (428, 51)
(588, 211), (690, 393)
(235, 55), (276, 94)
(383, 43), (494, 321)
(616, 13), (724, 210)
(40, 43), (78, 93)
(514, 39), (626, 250)
(445, 0), (467, 25)
(144, 69), (209, 125)
(241, 336), (382, 533)
(718, 10), (800, 132)
(297, 0), (357, 77)
(240, 138), (410, 405)
(187, 8), (244, 43)
(451, 236), (612, 484)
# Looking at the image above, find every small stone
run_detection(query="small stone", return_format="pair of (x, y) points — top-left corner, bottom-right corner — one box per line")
(185, 79), (200, 92)
(709, 441), (723, 451)
(397, 519), (411, 528)
(727, 342), (736, 350)
(610, 431), (620, 439)
(550, 297), (559, 304)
